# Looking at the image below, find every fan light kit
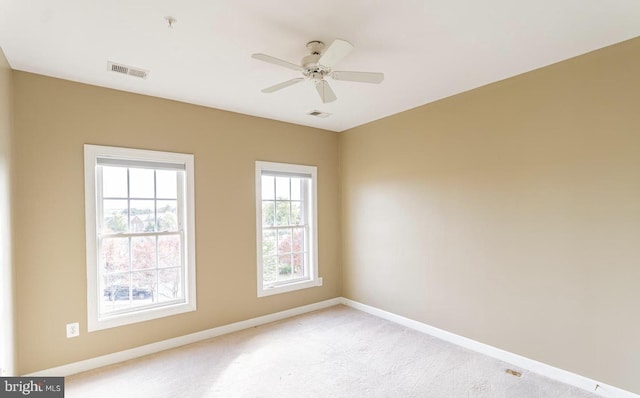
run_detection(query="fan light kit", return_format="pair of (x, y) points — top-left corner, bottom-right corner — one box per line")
(252, 39), (384, 104)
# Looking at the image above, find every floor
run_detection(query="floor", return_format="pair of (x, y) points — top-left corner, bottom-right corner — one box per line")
(66, 305), (599, 398)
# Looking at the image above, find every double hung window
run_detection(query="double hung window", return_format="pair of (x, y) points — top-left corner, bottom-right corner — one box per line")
(84, 145), (196, 331)
(255, 161), (320, 297)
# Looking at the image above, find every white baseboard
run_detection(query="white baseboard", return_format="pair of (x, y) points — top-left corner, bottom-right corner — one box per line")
(340, 298), (638, 398)
(25, 297), (342, 378)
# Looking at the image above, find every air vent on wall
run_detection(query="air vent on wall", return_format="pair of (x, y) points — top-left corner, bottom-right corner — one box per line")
(107, 61), (149, 79)
(307, 110), (331, 118)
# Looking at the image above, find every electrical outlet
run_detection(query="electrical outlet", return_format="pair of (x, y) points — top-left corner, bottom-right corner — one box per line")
(66, 322), (80, 338)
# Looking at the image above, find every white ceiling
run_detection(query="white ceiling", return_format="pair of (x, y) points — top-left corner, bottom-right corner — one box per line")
(1, 1), (639, 132)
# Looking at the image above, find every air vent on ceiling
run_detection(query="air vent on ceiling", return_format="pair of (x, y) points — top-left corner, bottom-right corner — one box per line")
(107, 61), (149, 79)
(307, 110), (331, 118)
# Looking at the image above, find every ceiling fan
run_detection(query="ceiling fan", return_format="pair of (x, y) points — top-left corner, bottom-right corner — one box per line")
(252, 39), (384, 104)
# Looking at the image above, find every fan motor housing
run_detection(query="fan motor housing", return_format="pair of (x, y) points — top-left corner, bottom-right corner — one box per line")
(302, 41), (330, 81)
(302, 54), (321, 68)
(302, 55), (330, 82)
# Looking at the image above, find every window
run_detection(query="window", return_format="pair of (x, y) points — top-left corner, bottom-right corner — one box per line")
(255, 161), (321, 297)
(84, 145), (196, 331)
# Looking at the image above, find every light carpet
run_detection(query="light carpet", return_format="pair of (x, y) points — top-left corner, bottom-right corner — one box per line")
(66, 305), (598, 397)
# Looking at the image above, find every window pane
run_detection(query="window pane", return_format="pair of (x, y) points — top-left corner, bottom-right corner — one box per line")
(156, 170), (177, 199)
(131, 236), (156, 270)
(158, 235), (180, 268)
(276, 229), (293, 280)
(157, 200), (178, 231)
(278, 254), (292, 280)
(292, 228), (305, 253)
(262, 230), (276, 256)
(103, 273), (128, 298)
(130, 200), (155, 232)
(275, 201), (290, 226)
(263, 256), (277, 284)
(277, 229), (292, 255)
(275, 177), (290, 199)
(131, 271), (156, 306)
(293, 252), (305, 278)
(261, 176), (275, 200)
(103, 199), (128, 233)
(102, 166), (127, 198)
(102, 273), (130, 314)
(262, 201), (275, 227)
(101, 237), (129, 273)
(291, 178), (301, 201)
(158, 268), (182, 302)
(129, 168), (155, 198)
(291, 201), (302, 225)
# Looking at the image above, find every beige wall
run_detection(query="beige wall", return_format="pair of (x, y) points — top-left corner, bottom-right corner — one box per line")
(0, 47), (16, 376)
(340, 37), (640, 393)
(12, 72), (341, 374)
(9, 35), (640, 392)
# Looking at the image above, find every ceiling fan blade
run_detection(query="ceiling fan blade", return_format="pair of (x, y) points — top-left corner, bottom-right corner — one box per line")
(330, 71), (384, 84)
(315, 80), (337, 103)
(262, 78), (304, 93)
(318, 39), (353, 68)
(252, 53), (302, 71)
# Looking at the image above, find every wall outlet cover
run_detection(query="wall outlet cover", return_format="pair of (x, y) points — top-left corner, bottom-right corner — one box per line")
(66, 322), (80, 338)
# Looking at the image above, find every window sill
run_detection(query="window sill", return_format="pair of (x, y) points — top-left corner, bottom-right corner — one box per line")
(89, 301), (196, 332)
(258, 277), (323, 298)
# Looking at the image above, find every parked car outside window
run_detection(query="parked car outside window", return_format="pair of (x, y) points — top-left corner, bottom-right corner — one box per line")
(104, 285), (153, 301)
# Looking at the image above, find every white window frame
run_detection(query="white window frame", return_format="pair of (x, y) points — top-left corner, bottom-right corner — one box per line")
(255, 161), (321, 297)
(84, 144), (196, 331)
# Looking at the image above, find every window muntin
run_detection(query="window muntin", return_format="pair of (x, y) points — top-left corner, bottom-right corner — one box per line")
(85, 145), (196, 331)
(256, 162), (320, 297)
